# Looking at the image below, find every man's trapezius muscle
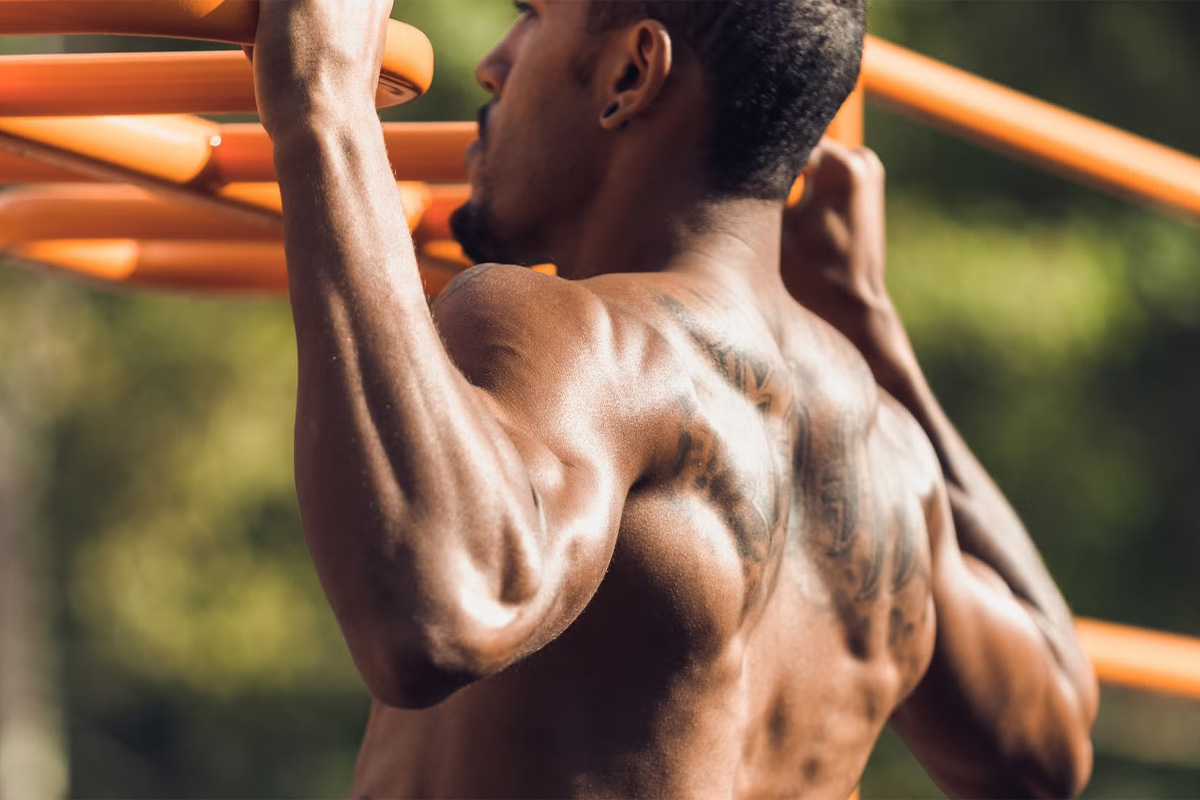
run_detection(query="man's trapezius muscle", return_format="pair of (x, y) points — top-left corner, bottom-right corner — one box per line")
(247, 0), (1098, 796)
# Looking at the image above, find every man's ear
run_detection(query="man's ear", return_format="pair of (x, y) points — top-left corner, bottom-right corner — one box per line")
(598, 20), (673, 131)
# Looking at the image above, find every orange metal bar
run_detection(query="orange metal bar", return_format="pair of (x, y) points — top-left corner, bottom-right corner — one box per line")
(5, 239), (471, 297)
(0, 182), (433, 245)
(0, 114), (290, 223)
(0, 121), (477, 187)
(862, 35), (1200, 223)
(0, 117), (439, 226)
(0, 150), (88, 183)
(826, 76), (865, 148)
(1, 51), (258, 117)
(0, 0), (433, 108)
(0, 184), (279, 244)
(213, 122), (477, 184)
(0, 115), (218, 186)
(8, 239), (291, 292)
(1077, 618), (1200, 702)
(786, 80), (866, 205)
(417, 184), (470, 244)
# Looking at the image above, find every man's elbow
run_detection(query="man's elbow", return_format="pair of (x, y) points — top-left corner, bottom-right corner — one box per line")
(1061, 730), (1095, 799)
(357, 639), (487, 710)
(1030, 726), (1093, 799)
(351, 605), (530, 709)
(1012, 704), (1095, 799)
(1046, 665), (1099, 798)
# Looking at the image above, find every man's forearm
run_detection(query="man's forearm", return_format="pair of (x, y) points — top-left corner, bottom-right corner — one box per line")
(271, 107), (543, 695)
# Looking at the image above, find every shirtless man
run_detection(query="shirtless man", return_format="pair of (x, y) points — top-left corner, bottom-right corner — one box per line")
(248, 0), (1098, 796)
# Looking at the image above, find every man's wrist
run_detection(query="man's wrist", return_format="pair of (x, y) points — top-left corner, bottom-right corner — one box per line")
(262, 88), (379, 145)
(267, 98), (383, 172)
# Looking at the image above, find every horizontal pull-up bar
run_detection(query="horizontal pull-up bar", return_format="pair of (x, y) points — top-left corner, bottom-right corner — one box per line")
(0, 182), (447, 246)
(8, 239), (293, 291)
(0, 184), (279, 243)
(0, 0), (433, 108)
(1076, 617), (1200, 701)
(0, 119), (477, 190)
(0, 114), (290, 223)
(4, 239), (466, 296)
(0, 182), (464, 248)
(214, 123), (476, 185)
(2, 51), (257, 117)
(4, 238), (549, 297)
(2, 36), (1196, 221)
(862, 35), (1200, 223)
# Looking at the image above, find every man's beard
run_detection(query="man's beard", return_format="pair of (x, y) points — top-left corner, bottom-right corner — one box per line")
(449, 194), (510, 266)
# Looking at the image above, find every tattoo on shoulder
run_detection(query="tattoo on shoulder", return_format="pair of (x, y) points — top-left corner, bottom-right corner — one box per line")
(656, 291), (804, 615)
(890, 503), (925, 594)
(654, 293), (775, 403)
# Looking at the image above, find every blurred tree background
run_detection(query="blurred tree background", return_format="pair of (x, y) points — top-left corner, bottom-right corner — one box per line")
(1, 1), (1198, 796)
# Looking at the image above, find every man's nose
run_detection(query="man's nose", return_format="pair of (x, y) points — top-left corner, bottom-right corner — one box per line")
(475, 45), (509, 96)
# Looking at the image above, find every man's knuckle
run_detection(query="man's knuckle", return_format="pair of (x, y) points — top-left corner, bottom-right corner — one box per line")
(860, 148), (886, 178)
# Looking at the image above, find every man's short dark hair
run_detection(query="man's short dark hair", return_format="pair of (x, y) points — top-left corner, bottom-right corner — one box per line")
(587, 0), (866, 201)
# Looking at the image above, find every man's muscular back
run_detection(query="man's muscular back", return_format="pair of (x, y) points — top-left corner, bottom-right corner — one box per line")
(353, 265), (940, 799)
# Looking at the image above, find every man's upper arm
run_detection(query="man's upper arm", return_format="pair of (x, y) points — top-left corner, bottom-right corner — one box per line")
(428, 264), (657, 660)
(891, 465), (1096, 799)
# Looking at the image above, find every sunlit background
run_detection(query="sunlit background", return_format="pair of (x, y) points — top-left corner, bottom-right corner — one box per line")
(1, 1), (1198, 797)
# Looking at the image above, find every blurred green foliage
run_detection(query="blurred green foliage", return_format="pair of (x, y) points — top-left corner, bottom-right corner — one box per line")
(1, 1), (1199, 796)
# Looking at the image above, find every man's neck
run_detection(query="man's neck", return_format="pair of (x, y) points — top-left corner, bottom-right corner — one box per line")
(548, 188), (787, 292)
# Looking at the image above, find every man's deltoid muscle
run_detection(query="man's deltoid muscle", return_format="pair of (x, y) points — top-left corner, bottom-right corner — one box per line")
(249, 0), (1098, 797)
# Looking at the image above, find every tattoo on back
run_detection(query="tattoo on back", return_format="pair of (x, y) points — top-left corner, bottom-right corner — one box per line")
(817, 415), (861, 561)
(654, 290), (928, 629)
(657, 293), (794, 616)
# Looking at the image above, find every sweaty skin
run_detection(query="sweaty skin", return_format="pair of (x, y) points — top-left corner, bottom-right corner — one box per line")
(248, 1), (1098, 797)
(350, 265), (941, 799)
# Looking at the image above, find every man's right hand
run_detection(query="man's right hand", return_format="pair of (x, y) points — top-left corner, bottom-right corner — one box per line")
(247, 0), (393, 138)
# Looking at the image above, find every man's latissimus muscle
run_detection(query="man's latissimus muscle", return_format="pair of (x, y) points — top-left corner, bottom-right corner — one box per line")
(783, 139), (1097, 797)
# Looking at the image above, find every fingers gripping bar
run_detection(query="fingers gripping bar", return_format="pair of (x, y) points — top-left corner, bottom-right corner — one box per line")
(0, 0), (434, 109)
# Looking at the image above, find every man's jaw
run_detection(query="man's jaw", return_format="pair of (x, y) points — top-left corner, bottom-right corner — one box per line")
(449, 196), (501, 266)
